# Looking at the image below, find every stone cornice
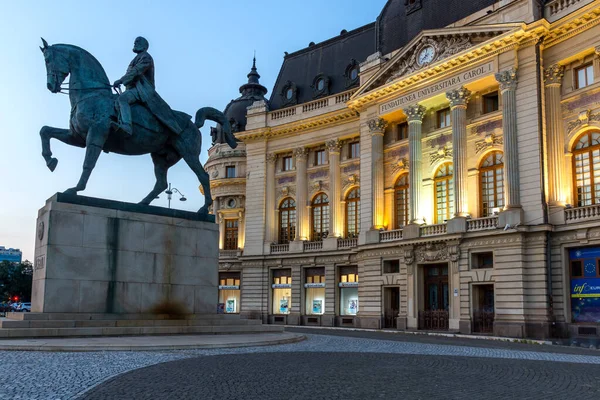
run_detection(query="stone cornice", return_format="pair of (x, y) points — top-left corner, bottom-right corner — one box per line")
(543, 3), (600, 48)
(237, 108), (359, 142)
(348, 24), (548, 112)
(209, 178), (247, 189)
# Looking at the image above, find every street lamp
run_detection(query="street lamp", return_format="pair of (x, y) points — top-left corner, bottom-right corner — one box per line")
(161, 183), (187, 209)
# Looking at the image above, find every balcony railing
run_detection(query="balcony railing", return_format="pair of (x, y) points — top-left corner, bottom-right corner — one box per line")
(565, 204), (600, 223)
(267, 89), (357, 124)
(420, 223), (447, 237)
(302, 98), (328, 113)
(335, 91), (355, 104)
(303, 241), (323, 252)
(271, 108), (296, 120)
(337, 238), (358, 249)
(546, 0), (585, 16)
(270, 243), (289, 253)
(380, 229), (404, 243)
(467, 216), (499, 232)
(219, 249), (238, 258)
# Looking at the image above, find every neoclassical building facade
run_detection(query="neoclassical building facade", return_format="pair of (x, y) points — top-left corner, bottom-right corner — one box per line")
(207, 0), (600, 340)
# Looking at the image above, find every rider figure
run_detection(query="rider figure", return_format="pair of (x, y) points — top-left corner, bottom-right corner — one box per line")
(113, 37), (182, 136)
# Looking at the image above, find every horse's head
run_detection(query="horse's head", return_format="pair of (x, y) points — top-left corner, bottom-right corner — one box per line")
(40, 38), (69, 93)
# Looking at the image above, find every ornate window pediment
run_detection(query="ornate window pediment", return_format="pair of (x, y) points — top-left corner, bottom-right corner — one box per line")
(280, 80), (298, 106)
(311, 73), (331, 99)
(354, 25), (520, 97)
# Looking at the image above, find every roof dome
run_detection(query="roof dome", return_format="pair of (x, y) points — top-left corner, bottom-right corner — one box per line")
(223, 58), (268, 133)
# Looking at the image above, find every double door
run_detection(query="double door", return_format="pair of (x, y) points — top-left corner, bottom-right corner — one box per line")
(419, 264), (449, 330)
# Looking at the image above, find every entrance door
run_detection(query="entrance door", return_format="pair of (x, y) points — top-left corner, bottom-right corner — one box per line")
(383, 287), (400, 329)
(473, 284), (494, 333)
(419, 264), (449, 330)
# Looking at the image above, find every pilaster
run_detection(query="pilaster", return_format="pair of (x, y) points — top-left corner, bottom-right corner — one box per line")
(495, 68), (522, 222)
(294, 147), (309, 241)
(265, 153), (277, 244)
(326, 139), (343, 237)
(446, 87), (471, 221)
(404, 104), (427, 226)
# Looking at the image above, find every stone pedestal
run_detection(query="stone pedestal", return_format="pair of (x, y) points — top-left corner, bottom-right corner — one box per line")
(32, 193), (218, 314)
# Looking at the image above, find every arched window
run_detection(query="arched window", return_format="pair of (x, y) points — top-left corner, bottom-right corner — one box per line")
(345, 188), (360, 238)
(279, 198), (296, 244)
(311, 193), (330, 241)
(480, 151), (504, 217)
(434, 163), (454, 224)
(573, 131), (600, 207)
(394, 174), (409, 228)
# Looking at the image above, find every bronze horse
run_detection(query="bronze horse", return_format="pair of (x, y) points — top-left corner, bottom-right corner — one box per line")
(39, 38), (237, 215)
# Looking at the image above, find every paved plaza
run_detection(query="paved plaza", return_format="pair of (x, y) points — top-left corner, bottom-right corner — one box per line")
(1, 330), (600, 399)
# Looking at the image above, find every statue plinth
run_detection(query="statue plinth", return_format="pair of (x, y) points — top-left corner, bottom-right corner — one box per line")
(32, 193), (218, 314)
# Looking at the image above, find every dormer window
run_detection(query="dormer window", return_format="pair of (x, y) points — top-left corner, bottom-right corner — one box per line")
(281, 81), (298, 106)
(286, 88), (293, 100)
(345, 60), (360, 88)
(311, 74), (330, 99)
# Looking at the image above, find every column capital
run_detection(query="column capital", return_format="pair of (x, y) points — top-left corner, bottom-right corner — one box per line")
(595, 45), (600, 57)
(544, 64), (565, 86)
(326, 139), (343, 154)
(367, 118), (388, 135)
(446, 86), (472, 109)
(495, 68), (518, 92)
(294, 147), (308, 160)
(404, 104), (427, 123)
(266, 153), (278, 164)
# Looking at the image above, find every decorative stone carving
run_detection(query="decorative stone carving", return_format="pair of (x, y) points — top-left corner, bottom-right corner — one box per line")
(368, 118), (388, 134)
(567, 110), (600, 134)
(404, 104), (427, 122)
(415, 242), (449, 263)
(403, 248), (414, 266)
(544, 64), (564, 86)
(446, 86), (472, 108)
(430, 146), (452, 166)
(326, 139), (343, 154)
(390, 157), (409, 175)
(294, 147), (308, 160)
(475, 133), (504, 154)
(495, 68), (518, 92)
(266, 153), (277, 164)
(210, 169), (219, 179)
(386, 36), (472, 83)
(448, 244), (460, 263)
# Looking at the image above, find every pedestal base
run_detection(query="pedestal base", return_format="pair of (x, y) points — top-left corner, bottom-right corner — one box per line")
(32, 193), (219, 315)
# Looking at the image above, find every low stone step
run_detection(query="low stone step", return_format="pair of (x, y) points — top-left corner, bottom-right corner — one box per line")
(0, 318), (262, 329)
(0, 324), (283, 338)
(6, 312), (246, 321)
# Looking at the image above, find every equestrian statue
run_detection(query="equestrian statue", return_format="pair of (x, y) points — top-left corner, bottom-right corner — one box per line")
(39, 37), (237, 216)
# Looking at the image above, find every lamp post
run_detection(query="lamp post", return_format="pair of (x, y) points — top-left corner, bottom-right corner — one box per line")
(162, 183), (187, 209)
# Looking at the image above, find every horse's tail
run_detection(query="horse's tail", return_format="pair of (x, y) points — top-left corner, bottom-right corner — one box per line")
(194, 107), (238, 149)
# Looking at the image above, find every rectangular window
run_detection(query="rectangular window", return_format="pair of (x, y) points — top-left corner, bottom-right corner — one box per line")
(483, 92), (499, 114)
(349, 142), (360, 159)
(218, 272), (241, 314)
(272, 270), (292, 315)
(472, 252), (494, 269)
(305, 267), (325, 316)
(226, 166), (236, 178)
(397, 122), (408, 141)
(339, 266), (359, 316)
(283, 156), (293, 171)
(576, 64), (594, 89)
(437, 108), (451, 129)
(224, 219), (238, 250)
(383, 259), (400, 274)
(315, 150), (326, 166)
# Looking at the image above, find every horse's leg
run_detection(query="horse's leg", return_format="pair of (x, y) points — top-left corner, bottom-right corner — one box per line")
(173, 129), (212, 216)
(64, 123), (108, 195)
(40, 126), (85, 172)
(139, 151), (180, 205)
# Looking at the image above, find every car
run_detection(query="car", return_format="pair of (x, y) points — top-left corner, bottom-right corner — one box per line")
(15, 302), (31, 312)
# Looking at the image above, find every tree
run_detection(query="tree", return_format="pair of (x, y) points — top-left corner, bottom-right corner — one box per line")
(0, 260), (33, 302)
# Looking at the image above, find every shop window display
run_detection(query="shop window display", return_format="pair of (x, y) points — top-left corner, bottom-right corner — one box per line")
(304, 268), (326, 315)
(272, 270), (292, 315)
(218, 273), (241, 314)
(570, 247), (600, 323)
(339, 266), (359, 316)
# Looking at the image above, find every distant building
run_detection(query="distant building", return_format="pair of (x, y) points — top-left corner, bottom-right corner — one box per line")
(0, 246), (22, 263)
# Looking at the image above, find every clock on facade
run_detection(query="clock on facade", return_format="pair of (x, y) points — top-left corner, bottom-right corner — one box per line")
(417, 45), (435, 66)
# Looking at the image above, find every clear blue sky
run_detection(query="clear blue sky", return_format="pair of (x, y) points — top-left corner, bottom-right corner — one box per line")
(0, 0), (386, 260)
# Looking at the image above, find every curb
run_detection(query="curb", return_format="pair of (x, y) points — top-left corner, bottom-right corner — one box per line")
(0, 333), (306, 352)
(284, 325), (554, 346)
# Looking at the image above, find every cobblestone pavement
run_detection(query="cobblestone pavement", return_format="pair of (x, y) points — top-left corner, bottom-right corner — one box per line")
(1, 332), (600, 399)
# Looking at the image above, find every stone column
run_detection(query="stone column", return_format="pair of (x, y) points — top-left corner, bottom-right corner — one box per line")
(495, 68), (523, 224)
(446, 87), (472, 221)
(404, 104), (427, 225)
(265, 154), (277, 246)
(544, 64), (567, 208)
(238, 210), (245, 251)
(294, 147), (309, 241)
(217, 212), (224, 250)
(368, 118), (388, 230)
(326, 139), (343, 237)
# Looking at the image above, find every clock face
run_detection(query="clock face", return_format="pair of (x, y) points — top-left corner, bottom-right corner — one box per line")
(418, 46), (435, 66)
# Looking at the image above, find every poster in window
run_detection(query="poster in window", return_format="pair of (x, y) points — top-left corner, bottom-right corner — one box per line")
(349, 299), (358, 314)
(280, 299), (289, 314)
(312, 300), (323, 314)
(226, 299), (236, 313)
